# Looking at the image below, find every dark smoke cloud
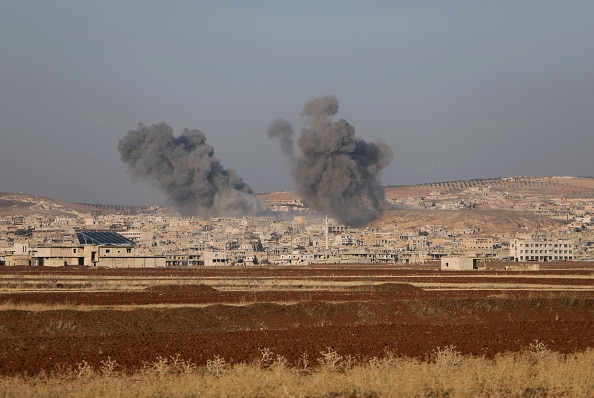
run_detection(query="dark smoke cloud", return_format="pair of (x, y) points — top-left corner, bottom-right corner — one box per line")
(118, 122), (263, 217)
(267, 96), (393, 227)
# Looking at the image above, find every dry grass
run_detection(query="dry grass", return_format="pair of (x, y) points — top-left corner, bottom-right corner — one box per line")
(0, 300), (310, 312)
(0, 300), (88, 312)
(0, 274), (390, 292)
(1, 343), (593, 397)
(1, 290), (592, 313)
(2, 272), (594, 294)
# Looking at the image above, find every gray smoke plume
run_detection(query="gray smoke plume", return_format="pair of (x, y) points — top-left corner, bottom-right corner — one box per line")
(267, 96), (393, 227)
(118, 122), (263, 217)
(266, 118), (295, 161)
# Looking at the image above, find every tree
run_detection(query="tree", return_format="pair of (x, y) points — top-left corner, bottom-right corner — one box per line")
(252, 239), (265, 252)
(14, 228), (32, 236)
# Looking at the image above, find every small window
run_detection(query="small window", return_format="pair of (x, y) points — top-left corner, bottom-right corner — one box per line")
(105, 249), (110, 253)
(126, 248), (131, 253)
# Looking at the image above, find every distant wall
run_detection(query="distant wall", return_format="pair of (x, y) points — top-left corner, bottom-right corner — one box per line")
(505, 263), (540, 271)
(441, 257), (476, 271)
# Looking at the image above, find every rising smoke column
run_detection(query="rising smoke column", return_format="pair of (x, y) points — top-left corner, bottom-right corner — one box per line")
(267, 96), (393, 227)
(118, 122), (262, 217)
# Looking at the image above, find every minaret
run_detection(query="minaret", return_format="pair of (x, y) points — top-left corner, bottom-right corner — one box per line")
(325, 215), (329, 255)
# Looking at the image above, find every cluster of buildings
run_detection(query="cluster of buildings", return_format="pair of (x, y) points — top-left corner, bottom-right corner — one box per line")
(0, 212), (589, 269)
(2, 176), (594, 268)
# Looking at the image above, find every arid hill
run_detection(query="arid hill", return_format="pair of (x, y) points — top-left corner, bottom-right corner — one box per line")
(384, 176), (594, 200)
(2, 176), (593, 222)
(257, 191), (301, 202)
(369, 209), (567, 234)
(0, 192), (153, 218)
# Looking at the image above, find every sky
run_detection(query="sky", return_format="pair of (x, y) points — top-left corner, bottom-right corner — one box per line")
(1, 1), (593, 205)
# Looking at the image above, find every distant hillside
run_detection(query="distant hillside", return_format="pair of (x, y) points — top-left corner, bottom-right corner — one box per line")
(3, 176), (593, 221)
(384, 176), (594, 200)
(369, 209), (567, 234)
(0, 192), (155, 218)
(256, 191), (301, 202)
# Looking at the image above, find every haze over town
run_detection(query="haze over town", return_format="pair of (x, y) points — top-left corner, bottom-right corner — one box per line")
(2, 2), (594, 206)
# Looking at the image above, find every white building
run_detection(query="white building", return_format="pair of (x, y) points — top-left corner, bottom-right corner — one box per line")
(509, 237), (574, 261)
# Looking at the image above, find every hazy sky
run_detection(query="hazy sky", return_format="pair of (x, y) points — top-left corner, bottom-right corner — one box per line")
(1, 1), (593, 205)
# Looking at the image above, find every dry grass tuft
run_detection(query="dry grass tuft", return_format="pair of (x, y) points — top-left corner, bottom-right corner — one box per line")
(1, 343), (594, 397)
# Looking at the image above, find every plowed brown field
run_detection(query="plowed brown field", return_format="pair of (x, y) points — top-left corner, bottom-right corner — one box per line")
(1, 263), (594, 376)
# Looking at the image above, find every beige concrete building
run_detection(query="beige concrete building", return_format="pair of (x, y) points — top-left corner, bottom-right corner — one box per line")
(30, 243), (166, 268)
(441, 257), (479, 271)
(460, 237), (494, 257)
(2, 243), (32, 266)
(203, 251), (230, 266)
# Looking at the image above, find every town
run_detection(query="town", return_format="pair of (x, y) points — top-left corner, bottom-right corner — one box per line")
(1, 176), (594, 268)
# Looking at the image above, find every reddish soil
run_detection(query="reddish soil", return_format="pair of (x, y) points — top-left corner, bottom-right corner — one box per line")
(1, 264), (594, 376)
